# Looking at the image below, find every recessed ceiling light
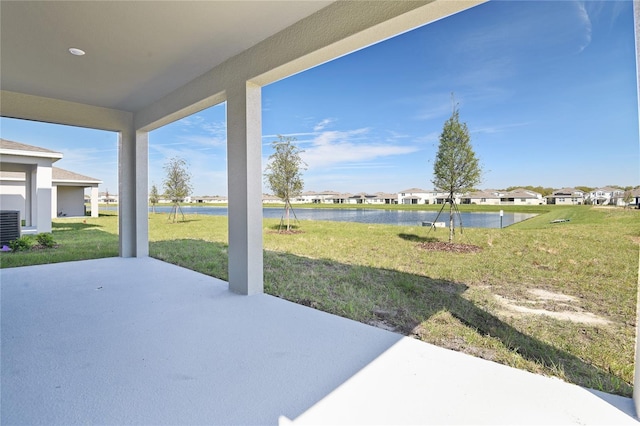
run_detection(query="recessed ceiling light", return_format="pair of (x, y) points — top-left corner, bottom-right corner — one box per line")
(68, 47), (85, 56)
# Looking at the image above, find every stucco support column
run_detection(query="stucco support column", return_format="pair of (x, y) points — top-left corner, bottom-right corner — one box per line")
(632, 0), (640, 418)
(226, 82), (263, 295)
(90, 186), (99, 218)
(24, 168), (33, 227)
(33, 165), (52, 233)
(51, 185), (58, 219)
(118, 127), (149, 257)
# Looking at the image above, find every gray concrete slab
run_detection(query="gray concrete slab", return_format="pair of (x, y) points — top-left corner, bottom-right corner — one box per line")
(1, 257), (637, 425)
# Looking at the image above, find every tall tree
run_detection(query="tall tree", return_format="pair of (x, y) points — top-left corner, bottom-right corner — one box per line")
(432, 102), (482, 242)
(163, 157), (192, 223)
(149, 183), (160, 213)
(264, 135), (306, 231)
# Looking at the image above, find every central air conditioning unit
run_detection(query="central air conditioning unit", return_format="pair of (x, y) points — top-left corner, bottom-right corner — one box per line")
(0, 210), (21, 246)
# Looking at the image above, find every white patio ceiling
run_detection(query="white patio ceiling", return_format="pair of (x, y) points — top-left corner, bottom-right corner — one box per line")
(0, 1), (333, 112)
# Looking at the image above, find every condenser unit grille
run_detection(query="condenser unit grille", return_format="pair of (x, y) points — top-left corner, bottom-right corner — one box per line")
(0, 210), (21, 246)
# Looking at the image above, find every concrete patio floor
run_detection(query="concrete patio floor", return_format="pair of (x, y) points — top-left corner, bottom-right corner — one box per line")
(1, 257), (637, 425)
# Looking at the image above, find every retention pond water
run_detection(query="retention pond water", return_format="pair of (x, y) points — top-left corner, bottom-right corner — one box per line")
(142, 206), (536, 229)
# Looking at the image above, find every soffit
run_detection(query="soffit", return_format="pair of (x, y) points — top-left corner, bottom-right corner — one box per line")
(0, 1), (333, 112)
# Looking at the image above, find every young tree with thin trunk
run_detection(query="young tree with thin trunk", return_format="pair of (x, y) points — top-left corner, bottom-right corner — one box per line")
(432, 102), (482, 242)
(163, 157), (193, 223)
(149, 183), (160, 213)
(623, 190), (633, 209)
(264, 135), (306, 231)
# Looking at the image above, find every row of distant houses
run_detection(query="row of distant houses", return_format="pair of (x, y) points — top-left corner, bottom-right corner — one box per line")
(4, 137), (636, 239)
(144, 187), (640, 207)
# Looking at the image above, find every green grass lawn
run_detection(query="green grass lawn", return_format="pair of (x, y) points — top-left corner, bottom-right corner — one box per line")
(2, 205), (638, 396)
(0, 215), (120, 267)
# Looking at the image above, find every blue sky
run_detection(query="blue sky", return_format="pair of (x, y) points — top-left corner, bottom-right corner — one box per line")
(1, 1), (638, 196)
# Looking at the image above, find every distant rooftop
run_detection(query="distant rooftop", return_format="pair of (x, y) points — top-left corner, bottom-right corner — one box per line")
(52, 167), (101, 184)
(0, 138), (62, 156)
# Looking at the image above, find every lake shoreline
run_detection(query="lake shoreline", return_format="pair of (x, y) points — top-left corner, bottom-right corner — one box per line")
(112, 205), (538, 229)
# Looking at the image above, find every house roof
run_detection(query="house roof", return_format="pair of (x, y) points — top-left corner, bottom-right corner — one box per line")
(262, 194), (282, 200)
(350, 192), (376, 198)
(1, 138), (60, 154)
(504, 189), (541, 198)
(399, 188), (430, 193)
(463, 190), (501, 199)
(0, 167), (101, 185)
(375, 192), (397, 198)
(549, 187), (584, 197)
(326, 193), (353, 199)
(592, 187), (624, 192)
(52, 167), (102, 184)
(0, 138), (63, 159)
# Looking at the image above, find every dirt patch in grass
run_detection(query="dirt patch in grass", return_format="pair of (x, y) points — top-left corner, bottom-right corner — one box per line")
(368, 319), (398, 332)
(296, 298), (319, 308)
(410, 323), (499, 362)
(529, 289), (576, 302)
(629, 235), (640, 245)
(31, 244), (60, 250)
(267, 229), (305, 235)
(417, 241), (482, 253)
(496, 289), (611, 325)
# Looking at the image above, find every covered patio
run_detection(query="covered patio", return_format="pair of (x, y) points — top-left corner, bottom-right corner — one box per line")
(2, 257), (636, 425)
(1, 1), (640, 423)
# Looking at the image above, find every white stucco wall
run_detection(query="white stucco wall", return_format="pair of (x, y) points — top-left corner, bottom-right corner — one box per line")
(0, 180), (26, 220)
(2, 180), (92, 221)
(33, 165), (52, 233)
(56, 186), (85, 217)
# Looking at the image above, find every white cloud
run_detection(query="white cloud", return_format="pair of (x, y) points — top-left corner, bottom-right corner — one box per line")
(301, 128), (419, 170)
(179, 134), (226, 149)
(575, 1), (592, 53)
(262, 132), (318, 143)
(414, 99), (455, 121)
(471, 121), (533, 136)
(149, 138), (227, 196)
(177, 116), (227, 144)
(148, 114), (228, 194)
(386, 130), (410, 140)
(313, 118), (334, 132)
(414, 131), (440, 144)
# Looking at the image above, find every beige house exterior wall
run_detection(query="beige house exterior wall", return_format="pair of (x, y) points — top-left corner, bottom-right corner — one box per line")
(551, 197), (583, 205)
(465, 197), (501, 205)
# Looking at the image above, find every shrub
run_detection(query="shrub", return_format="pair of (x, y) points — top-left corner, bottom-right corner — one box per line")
(9, 236), (34, 252)
(36, 233), (56, 248)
